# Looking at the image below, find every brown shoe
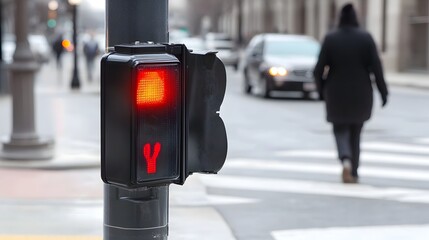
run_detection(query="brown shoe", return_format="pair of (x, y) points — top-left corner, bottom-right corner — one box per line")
(342, 167), (356, 184)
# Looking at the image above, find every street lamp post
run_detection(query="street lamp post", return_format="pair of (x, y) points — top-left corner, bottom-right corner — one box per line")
(0, 0), (7, 95)
(69, 0), (81, 89)
(237, 0), (243, 46)
(1, 0), (54, 160)
(0, 1), (3, 64)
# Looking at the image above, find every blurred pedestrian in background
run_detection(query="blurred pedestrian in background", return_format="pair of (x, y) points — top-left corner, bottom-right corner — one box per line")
(83, 33), (99, 81)
(313, 3), (389, 184)
(52, 34), (65, 70)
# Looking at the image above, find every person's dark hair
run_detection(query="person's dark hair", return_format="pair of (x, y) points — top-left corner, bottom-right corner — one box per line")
(338, 3), (360, 28)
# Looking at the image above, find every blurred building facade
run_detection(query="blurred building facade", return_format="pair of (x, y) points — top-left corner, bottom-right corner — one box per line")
(218, 0), (429, 73)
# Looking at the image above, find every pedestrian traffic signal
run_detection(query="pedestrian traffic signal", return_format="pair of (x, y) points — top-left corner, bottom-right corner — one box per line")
(101, 44), (183, 188)
(101, 43), (227, 188)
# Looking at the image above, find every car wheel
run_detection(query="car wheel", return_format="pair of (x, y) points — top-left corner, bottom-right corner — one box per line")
(259, 76), (271, 99)
(243, 68), (252, 94)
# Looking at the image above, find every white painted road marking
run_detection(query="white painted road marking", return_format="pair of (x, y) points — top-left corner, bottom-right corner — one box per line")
(271, 224), (429, 240)
(200, 175), (429, 204)
(418, 138), (429, 144)
(225, 159), (429, 182)
(276, 150), (429, 166)
(362, 142), (429, 154)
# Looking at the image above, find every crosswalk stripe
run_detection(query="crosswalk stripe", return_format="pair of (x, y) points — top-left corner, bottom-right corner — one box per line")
(200, 175), (429, 204)
(271, 224), (429, 240)
(362, 142), (429, 154)
(228, 158), (429, 181)
(418, 138), (429, 144)
(225, 159), (429, 182)
(276, 150), (429, 167)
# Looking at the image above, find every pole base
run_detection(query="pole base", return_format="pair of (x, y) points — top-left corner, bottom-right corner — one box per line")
(1, 136), (54, 160)
(104, 224), (168, 240)
(104, 184), (169, 240)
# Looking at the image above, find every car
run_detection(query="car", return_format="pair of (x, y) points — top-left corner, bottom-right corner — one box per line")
(29, 34), (51, 63)
(205, 33), (239, 70)
(2, 34), (15, 64)
(169, 29), (190, 43)
(2, 34), (51, 64)
(177, 37), (206, 52)
(242, 34), (320, 99)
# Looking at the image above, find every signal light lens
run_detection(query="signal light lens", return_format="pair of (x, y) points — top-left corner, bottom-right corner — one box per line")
(135, 64), (181, 183)
(143, 142), (161, 174)
(136, 66), (180, 107)
(137, 70), (166, 106)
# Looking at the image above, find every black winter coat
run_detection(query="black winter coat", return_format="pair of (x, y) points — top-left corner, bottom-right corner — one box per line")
(314, 27), (388, 124)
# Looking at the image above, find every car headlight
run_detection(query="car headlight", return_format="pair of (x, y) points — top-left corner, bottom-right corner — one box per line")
(268, 67), (288, 77)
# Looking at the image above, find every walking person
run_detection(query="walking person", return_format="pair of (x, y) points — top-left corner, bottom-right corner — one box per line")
(313, 3), (389, 184)
(52, 34), (65, 70)
(83, 34), (99, 81)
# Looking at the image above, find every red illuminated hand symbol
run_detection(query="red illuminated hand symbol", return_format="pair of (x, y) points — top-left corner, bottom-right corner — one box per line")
(143, 142), (161, 174)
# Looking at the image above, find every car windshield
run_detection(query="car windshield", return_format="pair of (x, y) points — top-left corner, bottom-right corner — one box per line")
(180, 38), (205, 50)
(212, 42), (234, 50)
(265, 39), (320, 57)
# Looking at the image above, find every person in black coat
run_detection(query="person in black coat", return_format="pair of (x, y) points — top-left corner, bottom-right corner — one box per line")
(313, 3), (389, 183)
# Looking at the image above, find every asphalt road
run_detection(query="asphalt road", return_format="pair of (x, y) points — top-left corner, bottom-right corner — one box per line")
(206, 67), (429, 240)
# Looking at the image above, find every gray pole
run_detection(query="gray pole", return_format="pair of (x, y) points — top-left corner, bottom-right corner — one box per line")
(104, 0), (169, 239)
(237, 0), (243, 45)
(70, 3), (81, 89)
(0, 1), (2, 63)
(1, 0), (54, 160)
(0, 0), (8, 95)
(106, 0), (169, 47)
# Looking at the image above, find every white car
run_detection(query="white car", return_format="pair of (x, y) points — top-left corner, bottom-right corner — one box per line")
(205, 33), (239, 70)
(178, 37), (206, 52)
(2, 34), (15, 63)
(2, 34), (51, 64)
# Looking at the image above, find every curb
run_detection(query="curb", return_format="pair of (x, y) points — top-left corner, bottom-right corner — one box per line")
(386, 74), (429, 90)
(389, 82), (429, 90)
(170, 175), (237, 240)
(0, 152), (100, 170)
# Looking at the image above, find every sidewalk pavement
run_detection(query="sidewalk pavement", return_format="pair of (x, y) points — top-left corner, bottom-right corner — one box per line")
(386, 72), (429, 89)
(0, 57), (236, 240)
(0, 167), (236, 240)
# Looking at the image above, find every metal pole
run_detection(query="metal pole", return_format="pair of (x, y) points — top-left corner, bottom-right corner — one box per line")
(427, 4), (429, 71)
(237, 0), (243, 45)
(0, 1), (2, 63)
(104, 0), (169, 239)
(70, 3), (80, 89)
(0, 0), (6, 94)
(106, 0), (169, 47)
(1, 0), (54, 160)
